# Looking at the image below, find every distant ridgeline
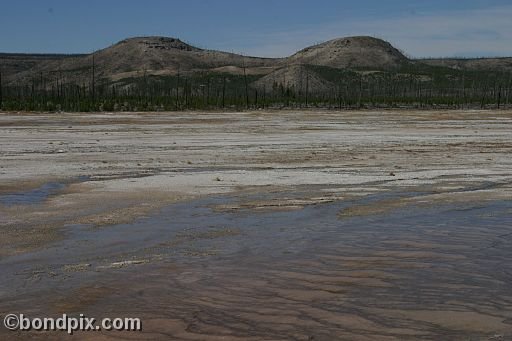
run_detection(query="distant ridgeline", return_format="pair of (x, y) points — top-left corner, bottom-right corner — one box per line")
(0, 36), (511, 111)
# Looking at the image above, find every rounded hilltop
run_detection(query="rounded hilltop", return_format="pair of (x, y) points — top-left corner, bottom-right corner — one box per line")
(116, 36), (202, 52)
(288, 36), (409, 69)
(2, 35), (413, 88)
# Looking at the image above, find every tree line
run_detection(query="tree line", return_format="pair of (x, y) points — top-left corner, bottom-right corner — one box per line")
(0, 62), (511, 111)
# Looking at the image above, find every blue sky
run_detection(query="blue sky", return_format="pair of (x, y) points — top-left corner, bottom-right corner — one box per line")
(1, 0), (512, 58)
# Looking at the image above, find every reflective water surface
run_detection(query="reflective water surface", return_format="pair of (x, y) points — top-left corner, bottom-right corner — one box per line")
(1, 190), (512, 340)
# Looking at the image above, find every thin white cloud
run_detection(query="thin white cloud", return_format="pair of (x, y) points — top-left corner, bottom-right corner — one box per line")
(223, 5), (512, 58)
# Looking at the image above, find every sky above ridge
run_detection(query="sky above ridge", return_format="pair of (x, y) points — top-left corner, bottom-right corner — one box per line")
(1, 0), (511, 58)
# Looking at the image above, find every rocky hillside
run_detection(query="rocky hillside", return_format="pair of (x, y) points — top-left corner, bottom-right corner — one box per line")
(286, 36), (409, 69)
(4, 37), (279, 85)
(1, 36), (410, 85)
(252, 64), (334, 94)
(2, 35), (511, 93)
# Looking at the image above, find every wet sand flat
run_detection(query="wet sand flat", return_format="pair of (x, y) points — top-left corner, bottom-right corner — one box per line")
(1, 110), (512, 340)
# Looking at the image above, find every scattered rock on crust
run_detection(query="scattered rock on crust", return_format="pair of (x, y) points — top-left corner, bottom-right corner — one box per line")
(62, 263), (91, 272)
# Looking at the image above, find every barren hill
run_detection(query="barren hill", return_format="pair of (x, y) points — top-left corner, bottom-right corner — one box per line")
(287, 36), (409, 69)
(2, 35), (512, 94)
(1, 36), (410, 87)
(421, 57), (512, 72)
(0, 53), (82, 81)
(4, 36), (279, 85)
(252, 64), (334, 94)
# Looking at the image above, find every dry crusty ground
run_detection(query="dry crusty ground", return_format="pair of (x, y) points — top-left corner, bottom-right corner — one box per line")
(0, 109), (511, 255)
(1, 109), (512, 340)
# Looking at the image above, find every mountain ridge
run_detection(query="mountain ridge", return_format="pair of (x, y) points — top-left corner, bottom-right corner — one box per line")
(1, 35), (406, 85)
(1, 35), (511, 95)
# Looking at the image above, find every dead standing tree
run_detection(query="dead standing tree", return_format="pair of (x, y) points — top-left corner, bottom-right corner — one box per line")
(175, 68), (180, 110)
(222, 76), (226, 109)
(0, 70), (3, 109)
(305, 68), (309, 108)
(506, 72), (512, 108)
(243, 57), (249, 109)
(91, 51), (96, 105)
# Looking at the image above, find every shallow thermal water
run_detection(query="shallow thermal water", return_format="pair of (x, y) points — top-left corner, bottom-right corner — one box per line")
(0, 176), (90, 207)
(1, 191), (512, 339)
(0, 182), (66, 206)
